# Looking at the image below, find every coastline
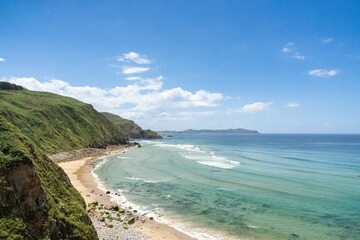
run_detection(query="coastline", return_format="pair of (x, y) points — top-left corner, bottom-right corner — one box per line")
(54, 145), (196, 240)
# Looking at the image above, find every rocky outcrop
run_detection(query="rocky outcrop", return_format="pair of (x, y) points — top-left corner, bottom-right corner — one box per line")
(0, 162), (48, 239)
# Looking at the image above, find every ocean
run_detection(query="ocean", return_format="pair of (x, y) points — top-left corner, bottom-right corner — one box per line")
(93, 133), (360, 240)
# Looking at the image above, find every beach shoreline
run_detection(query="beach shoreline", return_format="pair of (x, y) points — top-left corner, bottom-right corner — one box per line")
(53, 144), (196, 240)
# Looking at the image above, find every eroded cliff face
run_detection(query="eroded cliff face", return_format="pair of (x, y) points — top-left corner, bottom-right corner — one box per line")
(0, 162), (49, 238)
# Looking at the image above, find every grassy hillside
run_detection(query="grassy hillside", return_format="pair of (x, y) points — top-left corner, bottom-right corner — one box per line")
(101, 112), (162, 139)
(0, 86), (130, 239)
(0, 116), (97, 239)
(0, 90), (127, 154)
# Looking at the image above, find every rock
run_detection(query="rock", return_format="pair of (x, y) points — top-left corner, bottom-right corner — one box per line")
(90, 190), (95, 193)
(106, 223), (114, 228)
(123, 224), (129, 229)
(128, 217), (135, 225)
(133, 209), (137, 213)
(99, 216), (106, 222)
(111, 205), (119, 211)
(291, 233), (300, 238)
(149, 217), (154, 220)
(86, 194), (90, 197)
(129, 206), (133, 209)
(106, 191), (110, 194)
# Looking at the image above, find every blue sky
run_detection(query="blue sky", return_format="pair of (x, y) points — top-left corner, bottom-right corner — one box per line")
(1, 1), (360, 133)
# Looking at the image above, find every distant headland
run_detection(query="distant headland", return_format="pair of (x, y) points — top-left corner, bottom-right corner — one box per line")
(160, 128), (259, 134)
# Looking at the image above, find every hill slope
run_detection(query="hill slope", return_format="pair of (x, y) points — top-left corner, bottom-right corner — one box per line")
(0, 116), (97, 239)
(0, 90), (127, 154)
(0, 87), (129, 239)
(101, 112), (162, 139)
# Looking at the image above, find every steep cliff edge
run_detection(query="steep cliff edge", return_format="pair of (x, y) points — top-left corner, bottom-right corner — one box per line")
(101, 112), (162, 139)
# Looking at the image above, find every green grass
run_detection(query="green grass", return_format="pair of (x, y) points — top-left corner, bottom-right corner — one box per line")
(101, 112), (162, 139)
(0, 90), (127, 154)
(0, 217), (26, 240)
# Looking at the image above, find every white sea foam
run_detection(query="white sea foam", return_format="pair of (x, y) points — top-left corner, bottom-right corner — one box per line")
(183, 155), (210, 160)
(91, 159), (112, 193)
(197, 160), (239, 169)
(154, 142), (240, 169)
(183, 154), (240, 169)
(155, 143), (205, 153)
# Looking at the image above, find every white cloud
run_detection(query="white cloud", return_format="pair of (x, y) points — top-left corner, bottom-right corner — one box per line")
(323, 38), (333, 43)
(0, 57), (5, 62)
(118, 52), (151, 64)
(282, 42), (294, 53)
(121, 66), (150, 75)
(308, 69), (339, 78)
(2, 76), (223, 121)
(124, 76), (142, 81)
(282, 42), (305, 61)
(285, 102), (299, 108)
(240, 102), (273, 113)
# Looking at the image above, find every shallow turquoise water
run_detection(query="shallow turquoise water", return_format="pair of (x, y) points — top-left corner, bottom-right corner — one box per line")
(94, 134), (360, 240)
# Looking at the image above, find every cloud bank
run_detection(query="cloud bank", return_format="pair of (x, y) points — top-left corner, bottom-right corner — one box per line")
(3, 76), (223, 121)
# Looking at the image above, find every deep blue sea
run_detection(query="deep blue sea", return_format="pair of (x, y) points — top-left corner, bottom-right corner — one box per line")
(94, 133), (360, 240)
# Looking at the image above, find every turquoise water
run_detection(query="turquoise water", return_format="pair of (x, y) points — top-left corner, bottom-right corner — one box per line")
(94, 134), (360, 240)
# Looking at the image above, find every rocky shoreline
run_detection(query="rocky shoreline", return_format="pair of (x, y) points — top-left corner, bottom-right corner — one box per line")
(87, 195), (150, 240)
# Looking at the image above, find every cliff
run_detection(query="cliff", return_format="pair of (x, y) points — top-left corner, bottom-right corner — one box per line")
(0, 116), (97, 239)
(0, 86), (129, 239)
(101, 112), (162, 139)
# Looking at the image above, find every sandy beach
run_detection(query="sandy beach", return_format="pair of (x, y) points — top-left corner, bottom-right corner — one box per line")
(54, 145), (196, 240)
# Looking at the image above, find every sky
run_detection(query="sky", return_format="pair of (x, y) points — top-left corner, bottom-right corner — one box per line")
(1, 1), (360, 133)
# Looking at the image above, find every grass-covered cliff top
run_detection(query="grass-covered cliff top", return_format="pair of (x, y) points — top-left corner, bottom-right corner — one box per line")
(0, 89), (127, 154)
(102, 112), (162, 139)
(0, 85), (131, 239)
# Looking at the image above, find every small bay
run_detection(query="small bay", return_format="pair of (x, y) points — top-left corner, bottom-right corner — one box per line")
(94, 134), (360, 240)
